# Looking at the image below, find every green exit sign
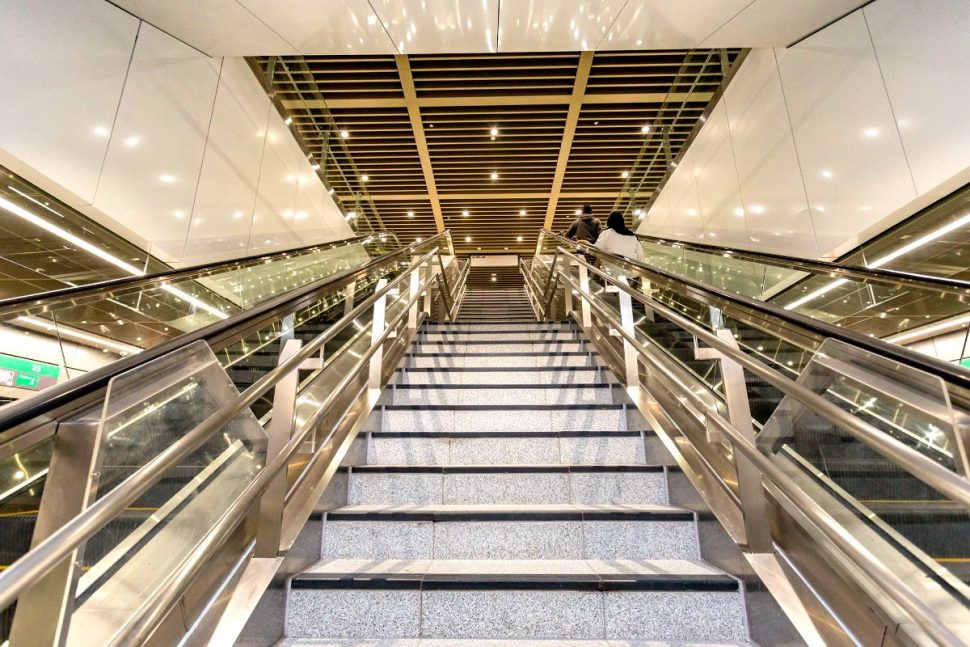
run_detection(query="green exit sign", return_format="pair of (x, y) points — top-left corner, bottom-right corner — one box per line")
(961, 358), (970, 370)
(0, 354), (60, 390)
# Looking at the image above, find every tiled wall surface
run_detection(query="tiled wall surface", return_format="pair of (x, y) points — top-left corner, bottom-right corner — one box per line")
(638, 0), (970, 260)
(0, 0), (353, 267)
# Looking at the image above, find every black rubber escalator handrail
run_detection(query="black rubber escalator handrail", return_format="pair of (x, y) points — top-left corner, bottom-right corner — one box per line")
(542, 229), (970, 391)
(635, 233), (970, 293)
(0, 233), (372, 317)
(0, 231), (451, 434)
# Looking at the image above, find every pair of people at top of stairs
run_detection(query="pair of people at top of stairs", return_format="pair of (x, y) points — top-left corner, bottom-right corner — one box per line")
(565, 203), (645, 262)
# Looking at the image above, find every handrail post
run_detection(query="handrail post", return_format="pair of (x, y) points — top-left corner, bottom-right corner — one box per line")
(408, 262), (421, 331)
(369, 278), (389, 389)
(343, 280), (357, 316)
(578, 263), (592, 328)
(617, 277), (639, 387)
(697, 328), (772, 552)
(8, 420), (100, 647)
(255, 338), (302, 557)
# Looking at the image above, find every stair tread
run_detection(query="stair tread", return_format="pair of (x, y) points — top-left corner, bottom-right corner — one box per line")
(297, 558), (733, 583)
(279, 640), (749, 646)
(325, 503), (691, 518)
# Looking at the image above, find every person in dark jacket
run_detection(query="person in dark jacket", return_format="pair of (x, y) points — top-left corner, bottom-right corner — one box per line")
(565, 204), (601, 243)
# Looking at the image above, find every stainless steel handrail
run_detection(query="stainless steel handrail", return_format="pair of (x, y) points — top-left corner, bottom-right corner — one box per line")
(556, 248), (970, 507)
(636, 232), (970, 293)
(530, 246), (969, 645)
(0, 247), (447, 614)
(540, 229), (970, 390)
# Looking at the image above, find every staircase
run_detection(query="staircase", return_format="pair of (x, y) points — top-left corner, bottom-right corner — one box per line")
(282, 293), (752, 644)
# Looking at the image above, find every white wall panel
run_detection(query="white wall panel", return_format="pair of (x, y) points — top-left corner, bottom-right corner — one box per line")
(864, 0), (970, 196)
(238, 0), (394, 54)
(690, 103), (749, 248)
(499, 0), (626, 52)
(93, 23), (220, 262)
(601, 0), (750, 50)
(0, 0), (137, 205)
(648, 151), (703, 240)
(701, 0), (865, 47)
(722, 49), (817, 257)
(373, 0), (499, 53)
(183, 58), (271, 265)
(249, 109), (300, 254)
(779, 11), (917, 258)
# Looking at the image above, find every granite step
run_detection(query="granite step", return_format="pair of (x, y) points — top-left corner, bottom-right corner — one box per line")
(419, 330), (580, 342)
(402, 352), (595, 369)
(287, 559), (745, 642)
(345, 465), (669, 506)
(385, 384), (614, 406)
(280, 640), (750, 646)
(319, 504), (698, 560)
(365, 430), (671, 466)
(422, 323), (573, 332)
(378, 404), (640, 434)
(391, 367), (609, 386)
(412, 341), (587, 354)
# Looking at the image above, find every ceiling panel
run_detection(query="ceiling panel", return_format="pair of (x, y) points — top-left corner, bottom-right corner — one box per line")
(600, 0), (752, 50)
(371, 0), (500, 54)
(238, 0), (395, 54)
(497, 0), (627, 52)
(700, 0), (868, 47)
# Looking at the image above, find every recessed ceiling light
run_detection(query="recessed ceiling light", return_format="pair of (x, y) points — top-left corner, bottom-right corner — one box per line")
(490, 126), (498, 136)
(491, 277), (496, 281)
(340, 130), (350, 139)
(311, 163), (320, 170)
(821, 169), (833, 179)
(575, 209), (581, 216)
(284, 117), (293, 125)
(462, 210), (469, 217)
(465, 236), (472, 242)
(328, 188), (335, 195)
(517, 235), (523, 242)
(641, 125), (650, 133)
(490, 171), (498, 180)
(407, 210), (414, 218)
(416, 237), (423, 242)
(621, 170), (629, 178)
(361, 175), (369, 182)
(519, 209), (526, 216)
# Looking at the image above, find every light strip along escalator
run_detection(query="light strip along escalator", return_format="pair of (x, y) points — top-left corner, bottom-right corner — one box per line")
(0, 230), (465, 644)
(525, 229), (970, 645)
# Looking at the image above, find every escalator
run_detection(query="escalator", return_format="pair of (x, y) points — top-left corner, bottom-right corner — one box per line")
(0, 230), (466, 643)
(527, 229), (970, 641)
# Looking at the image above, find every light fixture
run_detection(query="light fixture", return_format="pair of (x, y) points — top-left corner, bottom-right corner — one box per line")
(407, 210), (414, 218)
(340, 130), (350, 139)
(517, 235), (523, 242)
(159, 174), (175, 183)
(621, 170), (630, 178)
(749, 205), (765, 214)
(633, 208), (643, 216)
(641, 125), (651, 134)
(173, 210), (186, 219)
(462, 210), (469, 217)
(490, 126), (499, 136)
(490, 171), (498, 180)
(465, 236), (472, 242)
(863, 127), (879, 138)
(575, 209), (581, 216)
(785, 212), (970, 311)
(93, 126), (110, 137)
(234, 211), (244, 219)
(361, 175), (369, 182)
(17, 315), (141, 355)
(416, 237), (423, 242)
(519, 209), (526, 216)
(311, 163), (321, 170)
(284, 116), (293, 125)
(124, 136), (140, 147)
(821, 169), (833, 179)
(328, 188), (336, 195)
(491, 277), (496, 282)
(889, 313), (970, 344)
(733, 208), (745, 217)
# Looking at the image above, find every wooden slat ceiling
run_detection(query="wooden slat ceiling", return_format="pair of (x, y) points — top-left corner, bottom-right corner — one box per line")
(252, 50), (740, 255)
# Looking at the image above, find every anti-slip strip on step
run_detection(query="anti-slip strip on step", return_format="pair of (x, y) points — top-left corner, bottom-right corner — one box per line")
(381, 404), (624, 411)
(346, 465), (665, 474)
(388, 383), (612, 390)
(291, 575), (737, 592)
(370, 431), (644, 438)
(395, 367), (601, 373)
(323, 509), (693, 523)
(406, 352), (592, 357)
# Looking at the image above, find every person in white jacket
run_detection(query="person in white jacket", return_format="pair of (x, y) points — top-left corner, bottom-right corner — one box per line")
(594, 211), (645, 262)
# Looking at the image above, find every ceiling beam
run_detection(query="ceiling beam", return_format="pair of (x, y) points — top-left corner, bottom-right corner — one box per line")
(544, 51), (594, 231)
(395, 55), (445, 233)
(343, 191), (637, 202)
(281, 91), (714, 111)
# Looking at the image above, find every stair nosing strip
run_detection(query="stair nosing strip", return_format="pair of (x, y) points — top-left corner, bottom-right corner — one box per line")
(369, 430), (646, 438)
(344, 464), (664, 474)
